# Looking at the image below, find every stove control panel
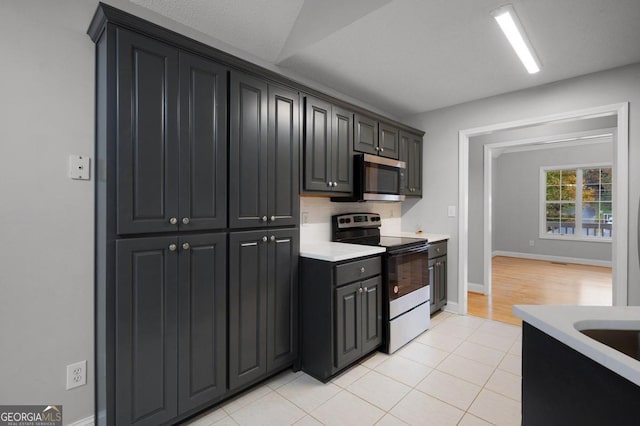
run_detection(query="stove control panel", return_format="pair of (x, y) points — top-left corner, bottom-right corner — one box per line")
(333, 213), (381, 229)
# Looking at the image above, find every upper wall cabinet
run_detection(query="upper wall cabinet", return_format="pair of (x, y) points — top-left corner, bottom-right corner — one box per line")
(116, 29), (228, 235)
(399, 131), (423, 197)
(229, 72), (299, 228)
(303, 96), (353, 195)
(354, 114), (399, 159)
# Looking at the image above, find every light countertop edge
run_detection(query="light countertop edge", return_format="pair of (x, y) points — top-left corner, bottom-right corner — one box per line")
(513, 305), (640, 386)
(300, 242), (386, 262)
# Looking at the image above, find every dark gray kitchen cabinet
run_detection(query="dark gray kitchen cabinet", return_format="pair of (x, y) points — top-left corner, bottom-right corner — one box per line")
(300, 255), (382, 381)
(303, 96), (353, 194)
(115, 237), (179, 426)
(429, 241), (448, 314)
(399, 131), (423, 196)
(230, 72), (299, 229)
(354, 113), (379, 156)
(354, 114), (398, 159)
(378, 122), (400, 159)
(335, 276), (382, 370)
(115, 233), (227, 425)
(229, 229), (299, 390)
(116, 30), (227, 235)
(177, 233), (227, 413)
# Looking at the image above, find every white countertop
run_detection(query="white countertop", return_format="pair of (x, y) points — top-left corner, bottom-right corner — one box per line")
(513, 305), (640, 386)
(383, 232), (450, 243)
(300, 242), (386, 262)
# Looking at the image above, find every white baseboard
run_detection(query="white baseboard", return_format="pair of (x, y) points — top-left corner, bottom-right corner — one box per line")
(443, 301), (459, 314)
(468, 282), (486, 294)
(492, 250), (612, 268)
(68, 415), (95, 426)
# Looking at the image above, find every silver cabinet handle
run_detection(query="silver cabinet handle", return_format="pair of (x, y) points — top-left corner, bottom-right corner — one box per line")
(169, 217), (178, 225)
(270, 235), (275, 242)
(333, 182), (338, 187)
(359, 287), (363, 293)
(262, 236), (268, 242)
(380, 147), (384, 152)
(262, 216), (268, 222)
(360, 267), (365, 273)
(363, 287), (368, 292)
(271, 215), (275, 222)
(168, 244), (177, 251)
(182, 217), (190, 225)
(375, 146), (380, 151)
(182, 242), (190, 250)
(327, 181), (332, 187)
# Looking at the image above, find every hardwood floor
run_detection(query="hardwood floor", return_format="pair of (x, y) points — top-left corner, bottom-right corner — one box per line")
(468, 256), (612, 326)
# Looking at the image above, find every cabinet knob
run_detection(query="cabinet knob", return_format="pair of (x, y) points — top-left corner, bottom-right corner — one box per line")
(360, 267), (365, 273)
(363, 287), (368, 292)
(375, 146), (380, 151)
(270, 235), (275, 242)
(327, 181), (332, 187)
(359, 287), (363, 293)
(270, 215), (275, 222)
(169, 217), (178, 225)
(333, 182), (338, 187)
(262, 216), (268, 222)
(182, 242), (190, 250)
(380, 147), (384, 152)
(262, 236), (268, 242)
(182, 217), (190, 225)
(168, 244), (177, 252)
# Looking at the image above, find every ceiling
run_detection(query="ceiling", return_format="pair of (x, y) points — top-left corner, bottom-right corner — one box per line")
(130, 0), (640, 117)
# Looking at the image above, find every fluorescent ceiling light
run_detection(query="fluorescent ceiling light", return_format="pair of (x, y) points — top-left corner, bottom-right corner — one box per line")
(492, 4), (541, 74)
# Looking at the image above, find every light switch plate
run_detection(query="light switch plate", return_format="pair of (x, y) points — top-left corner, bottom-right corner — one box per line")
(69, 155), (90, 180)
(447, 205), (456, 217)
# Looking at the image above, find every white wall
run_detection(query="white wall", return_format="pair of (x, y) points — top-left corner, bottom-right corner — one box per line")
(0, 1), (403, 424)
(402, 63), (640, 307)
(493, 143), (612, 262)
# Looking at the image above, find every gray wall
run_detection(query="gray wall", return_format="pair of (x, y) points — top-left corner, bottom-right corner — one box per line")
(402, 63), (640, 307)
(0, 1), (398, 424)
(467, 116), (616, 285)
(493, 143), (613, 260)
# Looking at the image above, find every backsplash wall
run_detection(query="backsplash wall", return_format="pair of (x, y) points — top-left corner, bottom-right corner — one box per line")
(300, 196), (402, 242)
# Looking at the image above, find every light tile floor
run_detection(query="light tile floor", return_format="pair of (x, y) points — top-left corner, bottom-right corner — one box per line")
(182, 312), (522, 426)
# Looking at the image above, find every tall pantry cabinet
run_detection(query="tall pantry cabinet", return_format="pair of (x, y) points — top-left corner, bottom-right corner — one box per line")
(90, 6), (298, 426)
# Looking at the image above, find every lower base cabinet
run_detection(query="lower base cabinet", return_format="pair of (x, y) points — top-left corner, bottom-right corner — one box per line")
(300, 255), (383, 381)
(115, 233), (226, 426)
(429, 241), (448, 314)
(228, 229), (299, 390)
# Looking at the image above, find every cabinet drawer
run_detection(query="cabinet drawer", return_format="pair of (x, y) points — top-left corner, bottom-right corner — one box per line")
(335, 257), (381, 286)
(428, 241), (447, 258)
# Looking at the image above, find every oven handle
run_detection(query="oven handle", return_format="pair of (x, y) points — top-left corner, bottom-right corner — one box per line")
(386, 244), (429, 256)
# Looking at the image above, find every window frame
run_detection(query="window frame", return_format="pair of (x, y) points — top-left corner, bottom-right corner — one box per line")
(539, 163), (613, 242)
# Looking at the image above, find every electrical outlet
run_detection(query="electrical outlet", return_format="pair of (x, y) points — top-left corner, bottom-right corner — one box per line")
(529, 240), (535, 247)
(66, 360), (87, 390)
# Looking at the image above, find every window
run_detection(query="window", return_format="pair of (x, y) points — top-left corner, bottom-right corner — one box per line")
(541, 165), (612, 240)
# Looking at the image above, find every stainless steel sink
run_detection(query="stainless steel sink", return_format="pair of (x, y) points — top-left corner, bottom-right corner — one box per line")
(579, 329), (640, 361)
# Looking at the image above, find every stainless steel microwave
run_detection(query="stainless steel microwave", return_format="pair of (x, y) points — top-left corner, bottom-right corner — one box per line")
(333, 153), (406, 202)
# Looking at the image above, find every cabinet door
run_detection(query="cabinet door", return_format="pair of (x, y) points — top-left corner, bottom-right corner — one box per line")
(115, 237), (178, 426)
(335, 282), (362, 369)
(229, 72), (268, 228)
(177, 233), (227, 413)
(268, 85), (299, 227)
(117, 29), (179, 235)
(399, 131), (411, 195)
(229, 231), (268, 389)
(332, 105), (354, 194)
(361, 276), (382, 354)
(304, 96), (332, 192)
(428, 260), (437, 314)
(378, 122), (399, 159)
(179, 52), (228, 231)
(266, 229), (299, 372)
(437, 258), (447, 308)
(354, 113), (378, 155)
(410, 134), (423, 196)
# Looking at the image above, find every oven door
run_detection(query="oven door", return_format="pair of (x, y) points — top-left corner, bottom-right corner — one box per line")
(387, 245), (430, 319)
